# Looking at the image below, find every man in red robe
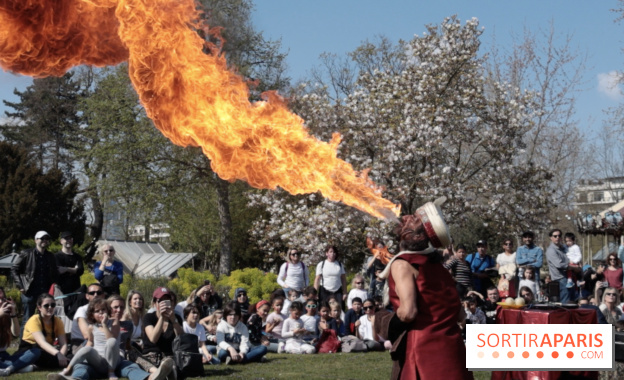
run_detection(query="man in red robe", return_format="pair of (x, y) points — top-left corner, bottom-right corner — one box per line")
(375, 202), (473, 380)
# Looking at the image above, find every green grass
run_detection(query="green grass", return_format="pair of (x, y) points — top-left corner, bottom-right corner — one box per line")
(8, 352), (490, 379)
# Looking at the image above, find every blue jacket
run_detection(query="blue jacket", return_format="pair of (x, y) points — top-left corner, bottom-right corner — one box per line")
(466, 253), (495, 293)
(516, 245), (543, 268)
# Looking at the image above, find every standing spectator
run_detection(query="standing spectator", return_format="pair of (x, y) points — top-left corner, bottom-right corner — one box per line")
(70, 283), (105, 353)
(583, 264), (606, 300)
(216, 302), (267, 364)
(518, 266), (538, 298)
(346, 274), (368, 309)
(545, 229), (571, 302)
(277, 249), (309, 293)
(496, 238), (517, 279)
(466, 240), (495, 296)
(604, 253), (623, 290)
(20, 294), (68, 369)
(564, 233), (582, 289)
(314, 246), (347, 309)
(365, 239), (393, 296)
(444, 244), (473, 298)
(618, 235), (624, 264)
(54, 231), (84, 295)
(11, 231), (59, 332)
(516, 231), (544, 282)
(94, 244), (124, 296)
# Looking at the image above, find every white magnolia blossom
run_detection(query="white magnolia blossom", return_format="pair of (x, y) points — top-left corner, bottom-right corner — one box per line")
(249, 17), (554, 266)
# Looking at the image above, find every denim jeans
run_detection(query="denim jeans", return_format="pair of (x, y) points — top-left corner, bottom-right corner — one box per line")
(71, 360), (149, 380)
(557, 277), (570, 303)
(20, 293), (37, 336)
(0, 348), (41, 371)
(218, 344), (267, 363)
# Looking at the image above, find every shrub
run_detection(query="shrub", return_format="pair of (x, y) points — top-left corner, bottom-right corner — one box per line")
(168, 268), (216, 301)
(217, 268), (280, 305)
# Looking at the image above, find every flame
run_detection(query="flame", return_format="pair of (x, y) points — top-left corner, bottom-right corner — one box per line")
(0, 0), (400, 220)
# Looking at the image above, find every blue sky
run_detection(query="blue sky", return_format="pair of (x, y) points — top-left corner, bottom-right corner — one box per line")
(2, 0), (624, 137)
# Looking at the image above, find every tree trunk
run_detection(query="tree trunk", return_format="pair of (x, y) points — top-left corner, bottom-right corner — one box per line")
(91, 194), (104, 240)
(216, 177), (232, 275)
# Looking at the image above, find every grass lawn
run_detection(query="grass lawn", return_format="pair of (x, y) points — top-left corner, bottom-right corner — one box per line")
(7, 352), (491, 379)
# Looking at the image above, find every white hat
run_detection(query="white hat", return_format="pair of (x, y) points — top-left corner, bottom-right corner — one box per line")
(414, 197), (451, 248)
(35, 231), (51, 239)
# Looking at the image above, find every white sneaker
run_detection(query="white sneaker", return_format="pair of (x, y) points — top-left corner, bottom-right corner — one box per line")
(17, 365), (34, 374)
(566, 279), (574, 288)
(151, 358), (174, 380)
(277, 342), (285, 353)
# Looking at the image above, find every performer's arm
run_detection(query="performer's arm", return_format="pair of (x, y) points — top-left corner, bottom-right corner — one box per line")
(391, 260), (419, 323)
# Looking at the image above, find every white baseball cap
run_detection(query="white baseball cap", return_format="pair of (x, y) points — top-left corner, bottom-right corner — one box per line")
(35, 231), (51, 239)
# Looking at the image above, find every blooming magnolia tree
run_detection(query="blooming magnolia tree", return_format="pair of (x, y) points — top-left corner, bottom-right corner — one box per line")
(249, 17), (555, 266)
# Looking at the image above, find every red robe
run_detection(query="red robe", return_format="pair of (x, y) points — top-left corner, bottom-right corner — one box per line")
(388, 253), (473, 380)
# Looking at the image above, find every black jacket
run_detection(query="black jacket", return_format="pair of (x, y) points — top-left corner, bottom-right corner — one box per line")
(11, 248), (58, 294)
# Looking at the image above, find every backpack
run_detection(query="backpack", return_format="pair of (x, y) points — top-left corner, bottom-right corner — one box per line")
(340, 335), (367, 353)
(172, 333), (205, 379)
(316, 329), (341, 353)
(285, 261), (308, 286)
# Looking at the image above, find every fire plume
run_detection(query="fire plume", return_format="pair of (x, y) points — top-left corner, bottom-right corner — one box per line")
(0, 0), (400, 220)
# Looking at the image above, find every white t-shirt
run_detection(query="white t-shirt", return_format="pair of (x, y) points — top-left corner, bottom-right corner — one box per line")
(183, 321), (207, 343)
(496, 252), (517, 267)
(277, 262), (309, 291)
(347, 289), (369, 309)
(316, 260), (346, 292)
(300, 314), (319, 339)
(566, 244), (582, 264)
(357, 315), (374, 340)
(71, 304), (89, 341)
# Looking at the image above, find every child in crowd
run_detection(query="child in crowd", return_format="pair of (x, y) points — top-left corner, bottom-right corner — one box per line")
(565, 233), (582, 288)
(329, 304), (345, 337)
(216, 302), (267, 364)
(344, 297), (363, 336)
(265, 297), (285, 353)
(246, 300), (271, 350)
(518, 266), (538, 298)
(317, 303), (339, 337)
(347, 274), (368, 309)
(300, 299), (319, 343)
(182, 304), (220, 365)
(302, 286), (318, 303)
(463, 296), (486, 324)
(282, 289), (300, 318)
(281, 302), (316, 354)
(369, 267), (386, 300)
(202, 310), (222, 347)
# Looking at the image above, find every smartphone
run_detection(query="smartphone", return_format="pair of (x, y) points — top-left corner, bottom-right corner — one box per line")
(162, 300), (171, 308)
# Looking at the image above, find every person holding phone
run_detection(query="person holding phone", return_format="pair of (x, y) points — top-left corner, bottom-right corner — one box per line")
(140, 287), (181, 372)
(0, 287), (40, 375)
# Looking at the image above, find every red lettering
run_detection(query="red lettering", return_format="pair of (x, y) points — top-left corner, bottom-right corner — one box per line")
(502, 334), (510, 347)
(541, 334), (552, 347)
(554, 334), (563, 346)
(512, 333), (521, 346)
(477, 333), (485, 348)
(529, 334), (538, 348)
(595, 334), (603, 348)
(577, 334), (587, 348)
(564, 334), (575, 347)
(488, 334), (499, 347)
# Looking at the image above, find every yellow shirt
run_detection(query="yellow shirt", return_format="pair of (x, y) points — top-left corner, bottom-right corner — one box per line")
(22, 315), (65, 346)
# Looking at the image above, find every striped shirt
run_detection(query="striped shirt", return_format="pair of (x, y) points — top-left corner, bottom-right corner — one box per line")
(444, 257), (473, 288)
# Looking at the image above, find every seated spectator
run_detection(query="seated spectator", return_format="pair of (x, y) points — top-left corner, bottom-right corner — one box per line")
(482, 287), (499, 324)
(281, 301), (315, 354)
(217, 301), (267, 364)
(578, 297), (607, 324)
(59, 298), (120, 380)
(202, 311), (222, 347)
(344, 297), (363, 336)
(195, 282), (222, 319)
(0, 291), (39, 376)
(140, 287), (181, 373)
(282, 289), (299, 318)
(462, 296), (485, 324)
(600, 287), (623, 325)
(329, 304), (345, 337)
(326, 296), (345, 320)
(300, 299), (319, 343)
(347, 274), (368, 309)
(20, 294), (68, 369)
(121, 290), (145, 344)
(582, 263), (605, 299)
(246, 300), (272, 351)
(70, 284), (106, 354)
(518, 266), (538, 298)
(234, 288), (251, 323)
(356, 299), (384, 351)
(265, 298), (285, 352)
(302, 286), (318, 302)
(317, 302), (339, 337)
(183, 304), (219, 365)
(519, 286), (534, 304)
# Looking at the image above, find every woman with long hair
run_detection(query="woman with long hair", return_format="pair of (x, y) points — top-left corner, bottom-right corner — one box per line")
(0, 287), (40, 376)
(604, 253), (623, 290)
(121, 290), (145, 342)
(599, 287), (623, 326)
(20, 293), (68, 369)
